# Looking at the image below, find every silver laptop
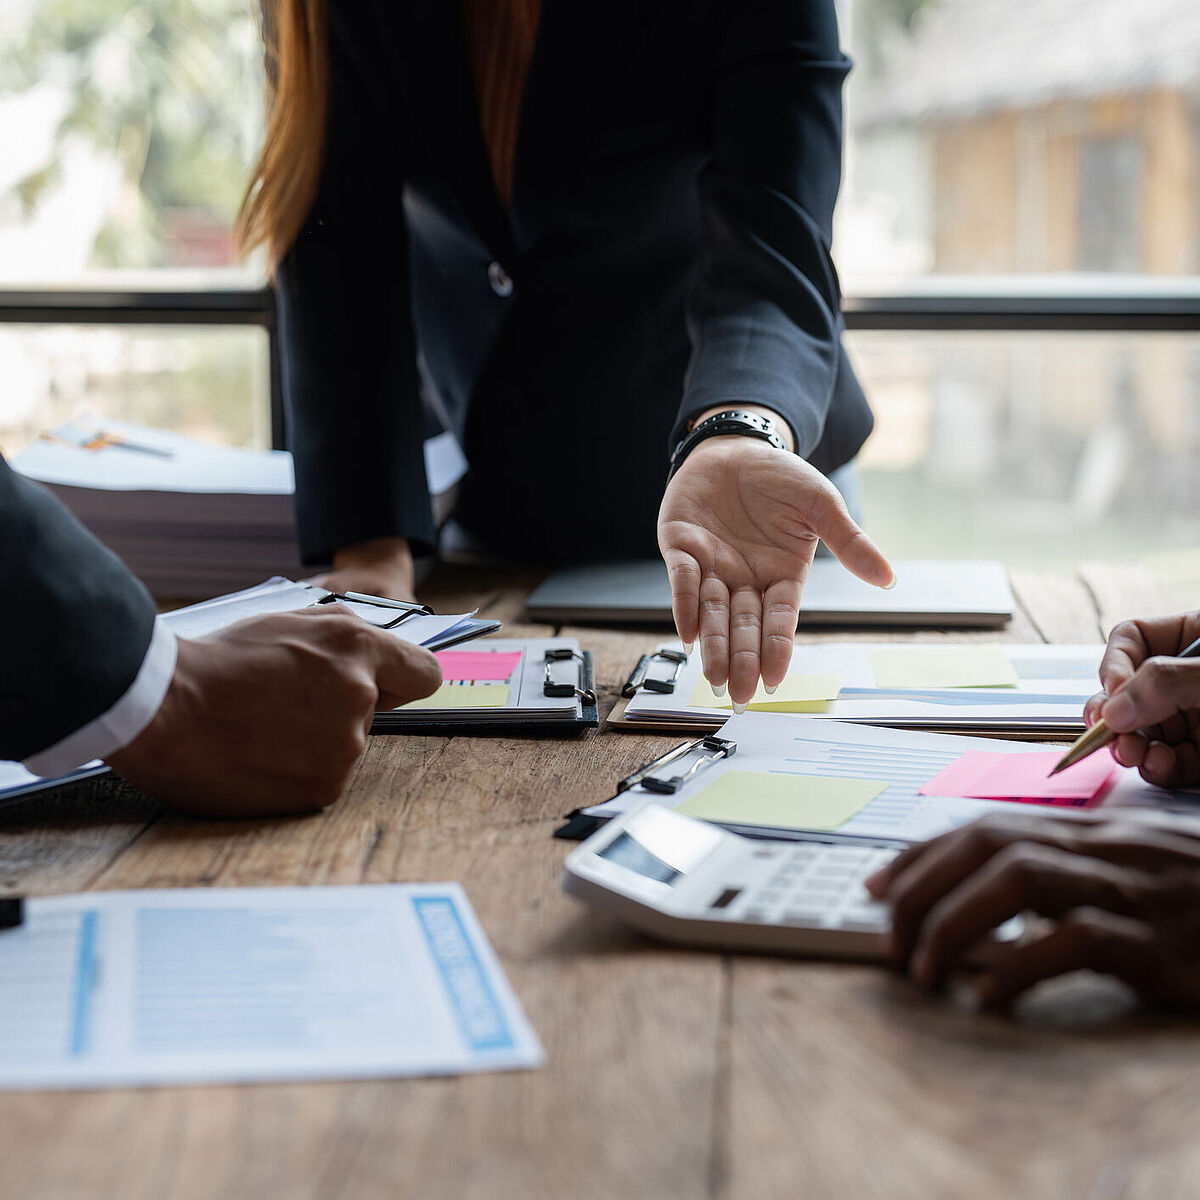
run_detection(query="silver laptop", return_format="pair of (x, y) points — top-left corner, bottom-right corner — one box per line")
(526, 558), (1013, 628)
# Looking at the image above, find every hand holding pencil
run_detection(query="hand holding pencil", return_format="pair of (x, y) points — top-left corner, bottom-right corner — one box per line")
(1054, 613), (1200, 787)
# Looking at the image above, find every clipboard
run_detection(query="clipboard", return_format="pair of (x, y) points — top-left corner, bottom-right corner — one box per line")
(610, 640), (1095, 740)
(164, 579), (502, 651)
(555, 733), (886, 844)
(372, 639), (599, 736)
(555, 711), (1130, 845)
(0, 762), (112, 809)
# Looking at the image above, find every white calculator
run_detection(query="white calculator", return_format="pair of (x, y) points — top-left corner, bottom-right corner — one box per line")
(562, 803), (903, 960)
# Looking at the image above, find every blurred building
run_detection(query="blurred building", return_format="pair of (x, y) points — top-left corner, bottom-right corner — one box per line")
(855, 0), (1200, 275)
(846, 0), (1200, 547)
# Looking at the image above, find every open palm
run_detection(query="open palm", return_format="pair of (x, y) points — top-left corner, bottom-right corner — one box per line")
(658, 438), (893, 705)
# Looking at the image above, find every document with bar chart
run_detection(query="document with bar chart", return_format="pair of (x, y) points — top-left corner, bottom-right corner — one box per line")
(581, 713), (1175, 845)
(0, 884), (542, 1090)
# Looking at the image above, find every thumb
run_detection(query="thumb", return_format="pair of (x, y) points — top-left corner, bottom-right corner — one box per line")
(808, 487), (895, 590)
(369, 635), (444, 710)
(1100, 658), (1200, 734)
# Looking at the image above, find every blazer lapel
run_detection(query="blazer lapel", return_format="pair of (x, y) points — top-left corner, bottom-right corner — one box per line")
(509, 1), (644, 254)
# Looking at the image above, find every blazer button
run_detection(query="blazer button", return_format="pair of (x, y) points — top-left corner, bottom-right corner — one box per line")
(487, 261), (514, 298)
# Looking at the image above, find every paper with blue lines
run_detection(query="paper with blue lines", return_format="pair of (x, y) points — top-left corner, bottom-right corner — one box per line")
(586, 713), (1164, 844)
(0, 884), (542, 1090)
(623, 641), (1105, 735)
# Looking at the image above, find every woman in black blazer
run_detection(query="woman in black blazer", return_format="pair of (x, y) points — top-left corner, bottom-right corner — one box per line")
(240, 0), (893, 706)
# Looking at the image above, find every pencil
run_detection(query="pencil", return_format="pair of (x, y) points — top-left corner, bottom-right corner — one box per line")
(1050, 632), (1200, 776)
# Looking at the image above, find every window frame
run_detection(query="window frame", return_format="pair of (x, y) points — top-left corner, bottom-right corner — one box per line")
(1, 282), (1198, 452)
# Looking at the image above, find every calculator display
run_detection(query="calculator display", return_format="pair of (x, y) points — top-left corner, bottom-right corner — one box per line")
(598, 833), (682, 885)
(596, 805), (725, 886)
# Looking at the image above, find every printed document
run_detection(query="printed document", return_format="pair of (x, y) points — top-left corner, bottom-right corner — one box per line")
(0, 884), (543, 1090)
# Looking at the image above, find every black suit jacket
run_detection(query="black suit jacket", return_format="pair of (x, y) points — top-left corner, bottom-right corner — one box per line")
(277, 0), (872, 565)
(0, 453), (155, 761)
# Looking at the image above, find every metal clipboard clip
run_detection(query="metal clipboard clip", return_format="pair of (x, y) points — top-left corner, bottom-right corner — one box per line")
(543, 648), (597, 705)
(617, 734), (737, 796)
(316, 589), (434, 629)
(621, 648), (689, 697)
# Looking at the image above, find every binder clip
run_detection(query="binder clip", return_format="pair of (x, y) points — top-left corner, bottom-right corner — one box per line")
(621, 648), (689, 697)
(543, 649), (597, 704)
(0, 897), (24, 930)
(617, 735), (737, 796)
(317, 590), (434, 629)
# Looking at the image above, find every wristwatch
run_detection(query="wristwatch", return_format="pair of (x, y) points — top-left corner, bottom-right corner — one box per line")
(668, 409), (789, 480)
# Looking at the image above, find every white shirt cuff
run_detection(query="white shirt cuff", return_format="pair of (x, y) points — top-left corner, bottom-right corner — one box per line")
(23, 618), (178, 778)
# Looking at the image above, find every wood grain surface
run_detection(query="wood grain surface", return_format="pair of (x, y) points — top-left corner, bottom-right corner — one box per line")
(2, 564), (1196, 1200)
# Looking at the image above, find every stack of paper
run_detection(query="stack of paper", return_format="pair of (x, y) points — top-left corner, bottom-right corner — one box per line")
(13, 420), (472, 598)
(619, 642), (1104, 737)
(12, 418), (303, 596)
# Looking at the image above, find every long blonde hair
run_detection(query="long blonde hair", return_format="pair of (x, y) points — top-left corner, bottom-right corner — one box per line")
(236, 0), (329, 273)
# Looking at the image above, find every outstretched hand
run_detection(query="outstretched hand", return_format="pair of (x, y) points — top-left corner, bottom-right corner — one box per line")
(658, 437), (893, 706)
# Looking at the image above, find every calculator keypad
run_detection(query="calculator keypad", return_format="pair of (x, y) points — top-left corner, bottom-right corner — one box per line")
(721, 844), (895, 932)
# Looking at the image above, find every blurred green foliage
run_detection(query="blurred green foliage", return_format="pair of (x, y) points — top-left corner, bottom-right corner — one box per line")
(1, 0), (263, 268)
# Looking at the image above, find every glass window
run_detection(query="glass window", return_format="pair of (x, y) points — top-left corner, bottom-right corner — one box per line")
(0, 324), (271, 456)
(838, 0), (1200, 285)
(849, 331), (1200, 565)
(0, 0), (264, 282)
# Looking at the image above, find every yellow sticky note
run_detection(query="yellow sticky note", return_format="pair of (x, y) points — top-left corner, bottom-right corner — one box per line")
(400, 683), (510, 710)
(688, 674), (841, 713)
(867, 646), (1019, 689)
(677, 771), (890, 832)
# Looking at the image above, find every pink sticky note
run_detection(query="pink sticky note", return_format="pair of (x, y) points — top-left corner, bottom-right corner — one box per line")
(919, 749), (1116, 807)
(435, 650), (523, 683)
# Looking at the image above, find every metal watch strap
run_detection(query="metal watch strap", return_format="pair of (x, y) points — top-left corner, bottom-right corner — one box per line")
(668, 409), (789, 480)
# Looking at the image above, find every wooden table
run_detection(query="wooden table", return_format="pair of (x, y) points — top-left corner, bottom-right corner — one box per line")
(4, 562), (1199, 1200)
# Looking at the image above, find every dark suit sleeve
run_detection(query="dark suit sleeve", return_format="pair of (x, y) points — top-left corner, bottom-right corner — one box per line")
(0, 453), (155, 761)
(675, 0), (858, 459)
(275, 9), (434, 565)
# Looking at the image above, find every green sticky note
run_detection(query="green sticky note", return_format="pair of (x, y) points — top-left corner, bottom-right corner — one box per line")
(688, 674), (841, 713)
(400, 682), (511, 710)
(676, 770), (890, 832)
(867, 646), (1019, 689)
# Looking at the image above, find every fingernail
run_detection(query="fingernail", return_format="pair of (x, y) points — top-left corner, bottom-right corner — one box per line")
(732, 701), (748, 714)
(883, 573), (897, 591)
(764, 683), (778, 695)
(1103, 690), (1136, 730)
(1145, 742), (1173, 778)
(863, 867), (886, 894)
(682, 642), (694, 655)
(713, 683), (727, 698)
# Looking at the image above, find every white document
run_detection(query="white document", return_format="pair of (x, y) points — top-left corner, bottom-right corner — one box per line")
(623, 642), (1103, 735)
(585, 713), (1179, 844)
(20, 419), (466, 498)
(14, 418), (294, 494)
(423, 429), (469, 496)
(0, 884), (543, 1090)
(159, 577), (485, 649)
